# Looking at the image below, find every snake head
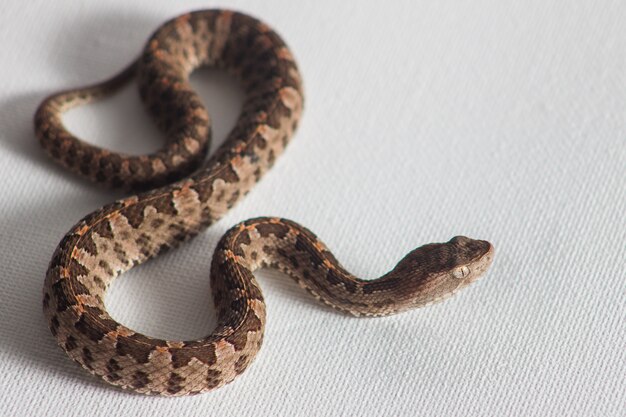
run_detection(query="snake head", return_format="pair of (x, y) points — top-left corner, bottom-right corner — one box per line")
(388, 235), (494, 310)
(445, 236), (494, 287)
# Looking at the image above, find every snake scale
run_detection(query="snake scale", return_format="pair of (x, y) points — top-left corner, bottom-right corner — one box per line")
(35, 10), (494, 396)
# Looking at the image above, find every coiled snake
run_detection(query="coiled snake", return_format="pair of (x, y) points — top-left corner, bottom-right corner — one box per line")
(35, 10), (494, 396)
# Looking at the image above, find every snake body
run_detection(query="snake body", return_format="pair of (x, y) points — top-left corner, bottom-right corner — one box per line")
(35, 10), (494, 396)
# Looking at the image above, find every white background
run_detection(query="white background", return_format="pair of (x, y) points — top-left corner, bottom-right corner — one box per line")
(1, 1), (624, 416)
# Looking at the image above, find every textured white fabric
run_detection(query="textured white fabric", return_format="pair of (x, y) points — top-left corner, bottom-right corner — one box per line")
(1, 1), (624, 416)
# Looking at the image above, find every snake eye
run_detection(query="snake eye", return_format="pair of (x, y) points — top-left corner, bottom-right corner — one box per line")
(452, 266), (470, 279)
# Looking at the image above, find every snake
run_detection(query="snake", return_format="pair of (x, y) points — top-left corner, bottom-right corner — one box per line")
(34, 9), (495, 396)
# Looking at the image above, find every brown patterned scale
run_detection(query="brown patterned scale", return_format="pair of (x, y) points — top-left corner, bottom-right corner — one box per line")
(35, 9), (494, 396)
